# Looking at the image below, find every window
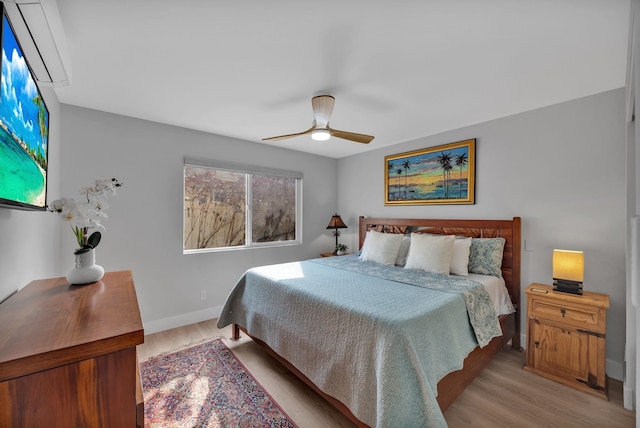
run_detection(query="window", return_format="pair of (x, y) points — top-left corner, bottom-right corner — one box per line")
(183, 157), (302, 252)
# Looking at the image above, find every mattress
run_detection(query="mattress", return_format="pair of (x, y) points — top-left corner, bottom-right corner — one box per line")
(468, 273), (515, 316)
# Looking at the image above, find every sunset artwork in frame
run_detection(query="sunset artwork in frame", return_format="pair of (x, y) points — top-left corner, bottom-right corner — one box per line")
(385, 139), (475, 205)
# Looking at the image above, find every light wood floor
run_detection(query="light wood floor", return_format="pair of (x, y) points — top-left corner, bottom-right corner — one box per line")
(138, 319), (636, 428)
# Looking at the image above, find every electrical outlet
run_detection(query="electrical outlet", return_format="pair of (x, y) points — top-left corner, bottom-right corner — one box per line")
(200, 290), (207, 300)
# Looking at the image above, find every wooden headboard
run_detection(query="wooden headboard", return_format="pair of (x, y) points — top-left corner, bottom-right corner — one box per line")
(358, 216), (522, 315)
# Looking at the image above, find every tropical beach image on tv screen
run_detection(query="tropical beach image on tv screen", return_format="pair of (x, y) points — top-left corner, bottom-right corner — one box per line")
(0, 14), (49, 209)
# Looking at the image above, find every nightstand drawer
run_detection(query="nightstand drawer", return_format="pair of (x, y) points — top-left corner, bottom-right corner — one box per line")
(530, 299), (603, 332)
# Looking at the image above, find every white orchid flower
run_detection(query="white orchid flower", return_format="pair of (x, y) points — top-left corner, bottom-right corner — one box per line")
(49, 178), (123, 250)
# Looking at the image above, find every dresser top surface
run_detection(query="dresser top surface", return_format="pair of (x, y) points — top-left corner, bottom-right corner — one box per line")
(0, 270), (144, 378)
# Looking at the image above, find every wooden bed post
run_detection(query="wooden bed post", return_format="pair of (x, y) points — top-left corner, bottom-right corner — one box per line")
(231, 324), (240, 340)
(511, 216), (522, 351)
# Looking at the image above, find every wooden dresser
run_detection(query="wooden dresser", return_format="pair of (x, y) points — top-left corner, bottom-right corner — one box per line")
(0, 270), (145, 426)
(524, 283), (609, 399)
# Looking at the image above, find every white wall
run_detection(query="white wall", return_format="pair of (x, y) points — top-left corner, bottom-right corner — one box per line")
(625, 0), (639, 410)
(337, 89), (627, 379)
(0, 86), (62, 301)
(59, 105), (338, 333)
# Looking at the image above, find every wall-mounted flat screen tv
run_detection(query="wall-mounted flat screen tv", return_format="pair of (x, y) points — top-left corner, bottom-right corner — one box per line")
(0, 6), (49, 211)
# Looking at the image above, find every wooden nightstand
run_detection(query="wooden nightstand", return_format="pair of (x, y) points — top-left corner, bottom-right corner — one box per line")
(524, 283), (609, 399)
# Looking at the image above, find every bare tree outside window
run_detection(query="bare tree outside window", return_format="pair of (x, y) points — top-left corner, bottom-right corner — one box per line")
(184, 164), (299, 251)
(184, 166), (245, 249)
(252, 175), (296, 243)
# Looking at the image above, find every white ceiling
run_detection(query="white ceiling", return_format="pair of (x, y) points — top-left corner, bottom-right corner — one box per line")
(53, 0), (630, 159)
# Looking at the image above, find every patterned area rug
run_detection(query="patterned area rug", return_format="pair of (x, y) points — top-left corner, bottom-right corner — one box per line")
(141, 339), (298, 428)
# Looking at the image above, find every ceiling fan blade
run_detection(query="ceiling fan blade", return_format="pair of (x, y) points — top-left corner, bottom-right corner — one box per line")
(311, 95), (335, 128)
(328, 127), (374, 144)
(262, 126), (315, 142)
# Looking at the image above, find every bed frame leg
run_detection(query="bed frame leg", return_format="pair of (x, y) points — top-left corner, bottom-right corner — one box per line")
(231, 324), (240, 340)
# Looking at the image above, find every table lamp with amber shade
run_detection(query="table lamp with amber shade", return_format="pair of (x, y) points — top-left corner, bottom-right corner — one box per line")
(552, 249), (584, 295)
(326, 214), (347, 255)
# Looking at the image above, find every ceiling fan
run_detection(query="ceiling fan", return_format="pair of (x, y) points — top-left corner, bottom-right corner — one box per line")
(262, 95), (374, 144)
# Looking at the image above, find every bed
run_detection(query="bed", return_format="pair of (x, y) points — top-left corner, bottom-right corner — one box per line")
(217, 216), (521, 427)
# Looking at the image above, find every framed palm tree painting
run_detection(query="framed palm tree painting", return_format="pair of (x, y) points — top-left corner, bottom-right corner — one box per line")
(385, 139), (475, 205)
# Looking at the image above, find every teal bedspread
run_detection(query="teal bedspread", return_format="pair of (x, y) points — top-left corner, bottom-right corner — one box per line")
(217, 255), (503, 427)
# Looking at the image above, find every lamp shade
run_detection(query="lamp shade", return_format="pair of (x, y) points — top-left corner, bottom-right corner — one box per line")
(326, 214), (347, 229)
(553, 249), (584, 282)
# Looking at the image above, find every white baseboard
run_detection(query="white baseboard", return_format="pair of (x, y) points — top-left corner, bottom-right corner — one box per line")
(623, 386), (635, 410)
(607, 359), (624, 382)
(143, 305), (223, 335)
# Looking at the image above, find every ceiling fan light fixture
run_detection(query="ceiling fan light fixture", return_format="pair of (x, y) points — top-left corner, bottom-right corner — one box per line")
(311, 129), (331, 141)
(262, 95), (373, 144)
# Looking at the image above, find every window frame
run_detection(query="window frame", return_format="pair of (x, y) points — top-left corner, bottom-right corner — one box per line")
(183, 157), (303, 254)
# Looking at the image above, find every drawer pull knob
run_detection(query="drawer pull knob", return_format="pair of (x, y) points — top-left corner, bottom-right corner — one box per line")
(560, 308), (566, 318)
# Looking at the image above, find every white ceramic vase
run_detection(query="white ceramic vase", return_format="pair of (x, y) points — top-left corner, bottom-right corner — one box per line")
(66, 248), (104, 285)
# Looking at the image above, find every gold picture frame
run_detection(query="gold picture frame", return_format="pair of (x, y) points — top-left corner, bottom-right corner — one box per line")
(385, 139), (475, 205)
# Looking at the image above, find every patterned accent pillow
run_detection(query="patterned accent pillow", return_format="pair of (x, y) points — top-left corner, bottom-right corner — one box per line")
(468, 237), (506, 277)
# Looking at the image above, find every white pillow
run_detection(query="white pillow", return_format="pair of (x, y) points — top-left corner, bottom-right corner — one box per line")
(395, 235), (411, 266)
(450, 237), (472, 276)
(359, 230), (404, 265)
(404, 233), (455, 274)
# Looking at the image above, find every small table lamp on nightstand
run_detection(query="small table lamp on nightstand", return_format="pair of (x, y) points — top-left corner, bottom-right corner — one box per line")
(326, 213), (347, 255)
(552, 249), (584, 295)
